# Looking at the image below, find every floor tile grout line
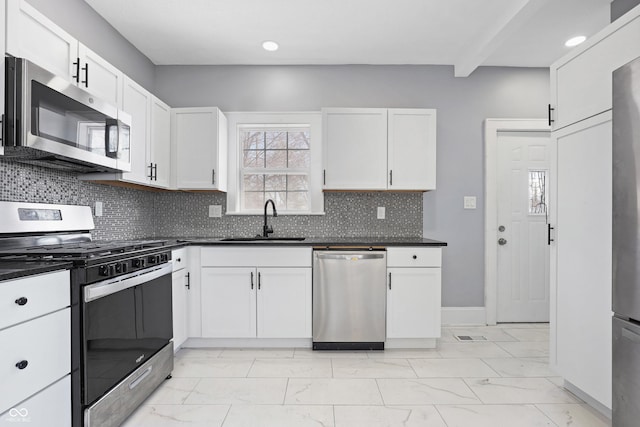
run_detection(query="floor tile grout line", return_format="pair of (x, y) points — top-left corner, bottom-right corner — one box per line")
(374, 378), (387, 406)
(433, 404), (453, 427)
(219, 403), (232, 427)
(532, 403), (563, 427)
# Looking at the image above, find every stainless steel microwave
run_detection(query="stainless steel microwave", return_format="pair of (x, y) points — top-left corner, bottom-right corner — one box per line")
(2, 56), (131, 173)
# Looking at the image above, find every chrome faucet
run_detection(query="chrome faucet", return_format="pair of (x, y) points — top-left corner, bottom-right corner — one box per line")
(263, 199), (278, 238)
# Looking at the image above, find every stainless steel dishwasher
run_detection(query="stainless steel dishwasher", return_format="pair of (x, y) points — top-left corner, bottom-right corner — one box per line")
(312, 250), (387, 350)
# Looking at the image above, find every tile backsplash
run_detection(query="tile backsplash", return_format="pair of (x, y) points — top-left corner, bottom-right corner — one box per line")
(0, 161), (423, 240)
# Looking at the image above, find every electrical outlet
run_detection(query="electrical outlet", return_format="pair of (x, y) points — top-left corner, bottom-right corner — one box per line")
(209, 205), (223, 218)
(464, 196), (477, 209)
(377, 206), (386, 220)
(94, 201), (103, 217)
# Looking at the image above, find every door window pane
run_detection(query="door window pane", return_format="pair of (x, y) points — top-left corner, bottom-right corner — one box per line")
(529, 170), (547, 215)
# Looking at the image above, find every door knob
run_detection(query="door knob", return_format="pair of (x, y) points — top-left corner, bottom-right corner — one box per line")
(498, 238), (507, 245)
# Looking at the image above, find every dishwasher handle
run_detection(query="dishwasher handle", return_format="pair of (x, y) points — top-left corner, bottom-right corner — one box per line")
(315, 252), (385, 261)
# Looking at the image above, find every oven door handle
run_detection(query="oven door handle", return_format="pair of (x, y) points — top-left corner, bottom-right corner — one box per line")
(84, 263), (172, 303)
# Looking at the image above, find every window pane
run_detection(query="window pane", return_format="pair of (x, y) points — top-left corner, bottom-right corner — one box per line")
(243, 149), (264, 168)
(265, 191), (287, 208)
(288, 150), (310, 168)
(287, 175), (308, 191)
(266, 131), (287, 149)
(265, 174), (286, 191)
(244, 192), (264, 210)
(265, 149), (287, 168)
(242, 131), (264, 150)
(243, 174), (264, 192)
(288, 131), (310, 149)
(529, 170), (547, 215)
(287, 191), (309, 210)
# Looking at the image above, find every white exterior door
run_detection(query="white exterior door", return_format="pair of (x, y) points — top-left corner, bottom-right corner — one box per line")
(497, 131), (551, 322)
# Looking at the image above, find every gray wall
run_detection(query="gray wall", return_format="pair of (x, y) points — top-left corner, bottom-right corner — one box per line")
(25, 0), (156, 91)
(612, 0), (640, 21)
(155, 65), (550, 307)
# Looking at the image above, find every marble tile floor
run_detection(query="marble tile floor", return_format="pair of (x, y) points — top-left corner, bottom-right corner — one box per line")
(123, 323), (611, 427)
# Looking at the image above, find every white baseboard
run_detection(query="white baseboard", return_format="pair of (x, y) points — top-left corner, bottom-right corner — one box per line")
(564, 380), (612, 420)
(441, 307), (486, 326)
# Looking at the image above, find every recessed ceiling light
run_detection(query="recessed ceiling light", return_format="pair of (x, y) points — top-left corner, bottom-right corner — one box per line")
(262, 41), (279, 52)
(565, 36), (586, 47)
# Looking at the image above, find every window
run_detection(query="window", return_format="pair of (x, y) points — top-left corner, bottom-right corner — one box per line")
(528, 170), (547, 215)
(226, 113), (323, 214)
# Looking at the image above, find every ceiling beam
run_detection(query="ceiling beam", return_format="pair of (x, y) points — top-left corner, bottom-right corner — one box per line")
(454, 0), (552, 77)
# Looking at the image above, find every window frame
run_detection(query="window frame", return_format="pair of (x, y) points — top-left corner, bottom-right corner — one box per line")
(226, 112), (324, 215)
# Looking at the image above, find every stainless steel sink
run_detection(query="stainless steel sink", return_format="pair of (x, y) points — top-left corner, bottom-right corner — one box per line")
(219, 237), (306, 242)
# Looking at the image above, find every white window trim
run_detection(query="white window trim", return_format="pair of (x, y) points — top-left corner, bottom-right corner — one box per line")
(226, 112), (324, 215)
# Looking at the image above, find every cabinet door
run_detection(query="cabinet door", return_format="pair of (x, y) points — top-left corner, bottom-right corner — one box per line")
(77, 43), (123, 108)
(171, 269), (188, 351)
(555, 112), (612, 408)
(150, 97), (172, 188)
(256, 268), (312, 338)
(121, 77), (151, 185)
(201, 268), (256, 338)
(388, 109), (437, 190)
(386, 268), (441, 339)
(6, 0), (77, 81)
(322, 108), (388, 190)
(552, 12), (640, 129)
(172, 108), (227, 191)
(0, 375), (70, 426)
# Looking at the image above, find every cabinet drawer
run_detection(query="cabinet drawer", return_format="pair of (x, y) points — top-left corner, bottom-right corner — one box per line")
(0, 375), (70, 426)
(386, 247), (441, 267)
(0, 270), (70, 330)
(172, 248), (187, 272)
(0, 308), (70, 414)
(201, 247), (312, 267)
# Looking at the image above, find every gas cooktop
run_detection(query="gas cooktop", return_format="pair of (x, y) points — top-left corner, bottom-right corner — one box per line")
(0, 239), (171, 261)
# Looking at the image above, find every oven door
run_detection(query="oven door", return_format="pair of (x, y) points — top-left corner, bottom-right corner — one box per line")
(82, 264), (172, 405)
(3, 56), (131, 172)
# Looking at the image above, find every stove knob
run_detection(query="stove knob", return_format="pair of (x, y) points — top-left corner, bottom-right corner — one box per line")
(148, 255), (160, 264)
(99, 265), (110, 276)
(132, 258), (144, 268)
(121, 263), (128, 273)
(109, 264), (116, 276)
(115, 263), (122, 273)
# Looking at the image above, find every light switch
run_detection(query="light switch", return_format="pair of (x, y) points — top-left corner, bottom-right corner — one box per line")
(377, 206), (386, 219)
(209, 205), (223, 218)
(464, 196), (477, 209)
(94, 201), (103, 217)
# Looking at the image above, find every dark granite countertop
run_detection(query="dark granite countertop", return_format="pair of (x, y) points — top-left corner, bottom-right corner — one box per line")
(0, 261), (73, 281)
(168, 237), (447, 247)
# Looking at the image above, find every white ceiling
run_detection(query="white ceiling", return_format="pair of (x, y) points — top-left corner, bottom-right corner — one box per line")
(84, 0), (612, 77)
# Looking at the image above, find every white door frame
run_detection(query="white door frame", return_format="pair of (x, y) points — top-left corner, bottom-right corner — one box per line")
(484, 118), (550, 325)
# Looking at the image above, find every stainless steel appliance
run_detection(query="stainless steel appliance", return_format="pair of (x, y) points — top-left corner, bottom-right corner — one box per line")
(612, 55), (640, 427)
(2, 56), (131, 172)
(0, 201), (173, 427)
(312, 250), (386, 350)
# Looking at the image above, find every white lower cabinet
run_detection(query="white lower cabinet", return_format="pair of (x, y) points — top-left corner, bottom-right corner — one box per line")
(0, 270), (71, 421)
(171, 248), (189, 351)
(201, 267), (312, 339)
(0, 375), (70, 426)
(386, 247), (442, 343)
(198, 247), (312, 340)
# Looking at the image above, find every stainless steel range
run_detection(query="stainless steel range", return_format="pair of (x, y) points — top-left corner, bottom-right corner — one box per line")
(0, 201), (174, 427)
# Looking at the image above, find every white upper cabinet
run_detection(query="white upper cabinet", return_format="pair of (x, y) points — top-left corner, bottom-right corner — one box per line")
(150, 96), (172, 188)
(121, 76), (152, 185)
(322, 108), (437, 191)
(323, 108), (388, 190)
(388, 109), (437, 190)
(171, 107), (228, 191)
(550, 8), (640, 130)
(77, 43), (123, 108)
(6, 0), (77, 81)
(6, 0), (123, 108)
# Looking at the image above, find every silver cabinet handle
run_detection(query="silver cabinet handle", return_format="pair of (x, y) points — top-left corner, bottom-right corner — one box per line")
(129, 366), (152, 389)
